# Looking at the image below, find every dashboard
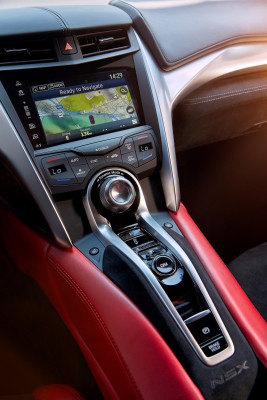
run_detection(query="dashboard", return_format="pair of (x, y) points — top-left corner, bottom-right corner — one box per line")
(0, 1), (266, 400)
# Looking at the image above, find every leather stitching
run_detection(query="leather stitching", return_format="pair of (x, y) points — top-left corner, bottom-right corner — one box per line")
(42, 7), (71, 33)
(184, 84), (267, 105)
(34, 7), (67, 34)
(47, 255), (144, 400)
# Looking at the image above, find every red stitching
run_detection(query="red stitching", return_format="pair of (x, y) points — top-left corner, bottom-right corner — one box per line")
(185, 84), (267, 105)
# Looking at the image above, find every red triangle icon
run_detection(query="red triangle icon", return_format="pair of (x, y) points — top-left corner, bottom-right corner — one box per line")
(65, 42), (73, 51)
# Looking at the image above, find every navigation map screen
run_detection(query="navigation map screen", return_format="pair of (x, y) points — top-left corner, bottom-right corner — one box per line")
(31, 72), (140, 146)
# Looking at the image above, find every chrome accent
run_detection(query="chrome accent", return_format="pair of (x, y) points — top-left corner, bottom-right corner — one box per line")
(137, 38), (267, 211)
(136, 35), (180, 212)
(84, 167), (234, 366)
(184, 310), (211, 325)
(0, 102), (72, 248)
(99, 175), (136, 213)
(161, 268), (184, 286)
(98, 37), (115, 43)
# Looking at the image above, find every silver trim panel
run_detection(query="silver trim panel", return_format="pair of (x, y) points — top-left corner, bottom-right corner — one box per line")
(0, 102), (72, 247)
(184, 310), (211, 325)
(83, 167), (234, 366)
(137, 39), (267, 211)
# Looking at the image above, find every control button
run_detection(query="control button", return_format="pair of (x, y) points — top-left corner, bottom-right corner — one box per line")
(139, 245), (164, 261)
(128, 228), (143, 238)
(201, 337), (228, 357)
(151, 246), (165, 256)
(139, 252), (149, 261)
(152, 255), (176, 276)
(23, 103), (32, 119)
(75, 138), (121, 155)
(186, 313), (222, 345)
(164, 222), (173, 228)
(133, 241), (156, 253)
(105, 149), (122, 163)
(86, 155), (105, 168)
(28, 122), (37, 130)
(58, 37), (78, 55)
(122, 152), (138, 167)
(72, 164), (90, 183)
(118, 228), (143, 242)
(89, 247), (99, 256)
(148, 246), (165, 257)
(126, 235), (149, 249)
(121, 138), (134, 154)
(65, 153), (87, 166)
(15, 80), (23, 87)
(17, 88), (26, 97)
(118, 231), (132, 241)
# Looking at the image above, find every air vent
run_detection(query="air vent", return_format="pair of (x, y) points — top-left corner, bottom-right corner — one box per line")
(77, 29), (130, 58)
(0, 39), (57, 66)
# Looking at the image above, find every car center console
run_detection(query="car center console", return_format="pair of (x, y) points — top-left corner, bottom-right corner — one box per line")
(2, 58), (239, 366)
(85, 167), (234, 364)
(0, 35), (258, 400)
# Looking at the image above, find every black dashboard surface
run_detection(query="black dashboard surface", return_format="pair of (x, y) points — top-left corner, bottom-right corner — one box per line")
(112, 0), (267, 70)
(0, 5), (131, 38)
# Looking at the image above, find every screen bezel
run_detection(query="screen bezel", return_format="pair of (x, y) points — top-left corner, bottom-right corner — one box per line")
(31, 70), (141, 148)
(2, 66), (144, 151)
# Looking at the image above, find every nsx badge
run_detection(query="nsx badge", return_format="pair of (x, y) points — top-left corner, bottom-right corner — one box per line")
(210, 361), (249, 389)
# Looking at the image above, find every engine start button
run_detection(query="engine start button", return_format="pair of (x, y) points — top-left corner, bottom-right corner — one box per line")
(152, 255), (176, 276)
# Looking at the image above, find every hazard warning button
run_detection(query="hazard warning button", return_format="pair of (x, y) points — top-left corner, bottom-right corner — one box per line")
(58, 37), (78, 55)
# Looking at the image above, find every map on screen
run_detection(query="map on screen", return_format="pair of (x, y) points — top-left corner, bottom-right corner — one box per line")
(33, 80), (139, 146)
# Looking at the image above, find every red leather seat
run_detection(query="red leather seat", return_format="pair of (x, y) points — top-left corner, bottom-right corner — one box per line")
(33, 385), (85, 400)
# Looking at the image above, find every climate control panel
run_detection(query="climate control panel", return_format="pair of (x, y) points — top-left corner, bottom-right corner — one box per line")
(36, 127), (158, 194)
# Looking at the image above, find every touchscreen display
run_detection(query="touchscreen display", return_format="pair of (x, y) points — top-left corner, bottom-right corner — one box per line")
(31, 73), (140, 146)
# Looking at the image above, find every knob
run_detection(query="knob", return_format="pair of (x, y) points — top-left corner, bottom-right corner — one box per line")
(152, 255), (177, 277)
(99, 176), (136, 213)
